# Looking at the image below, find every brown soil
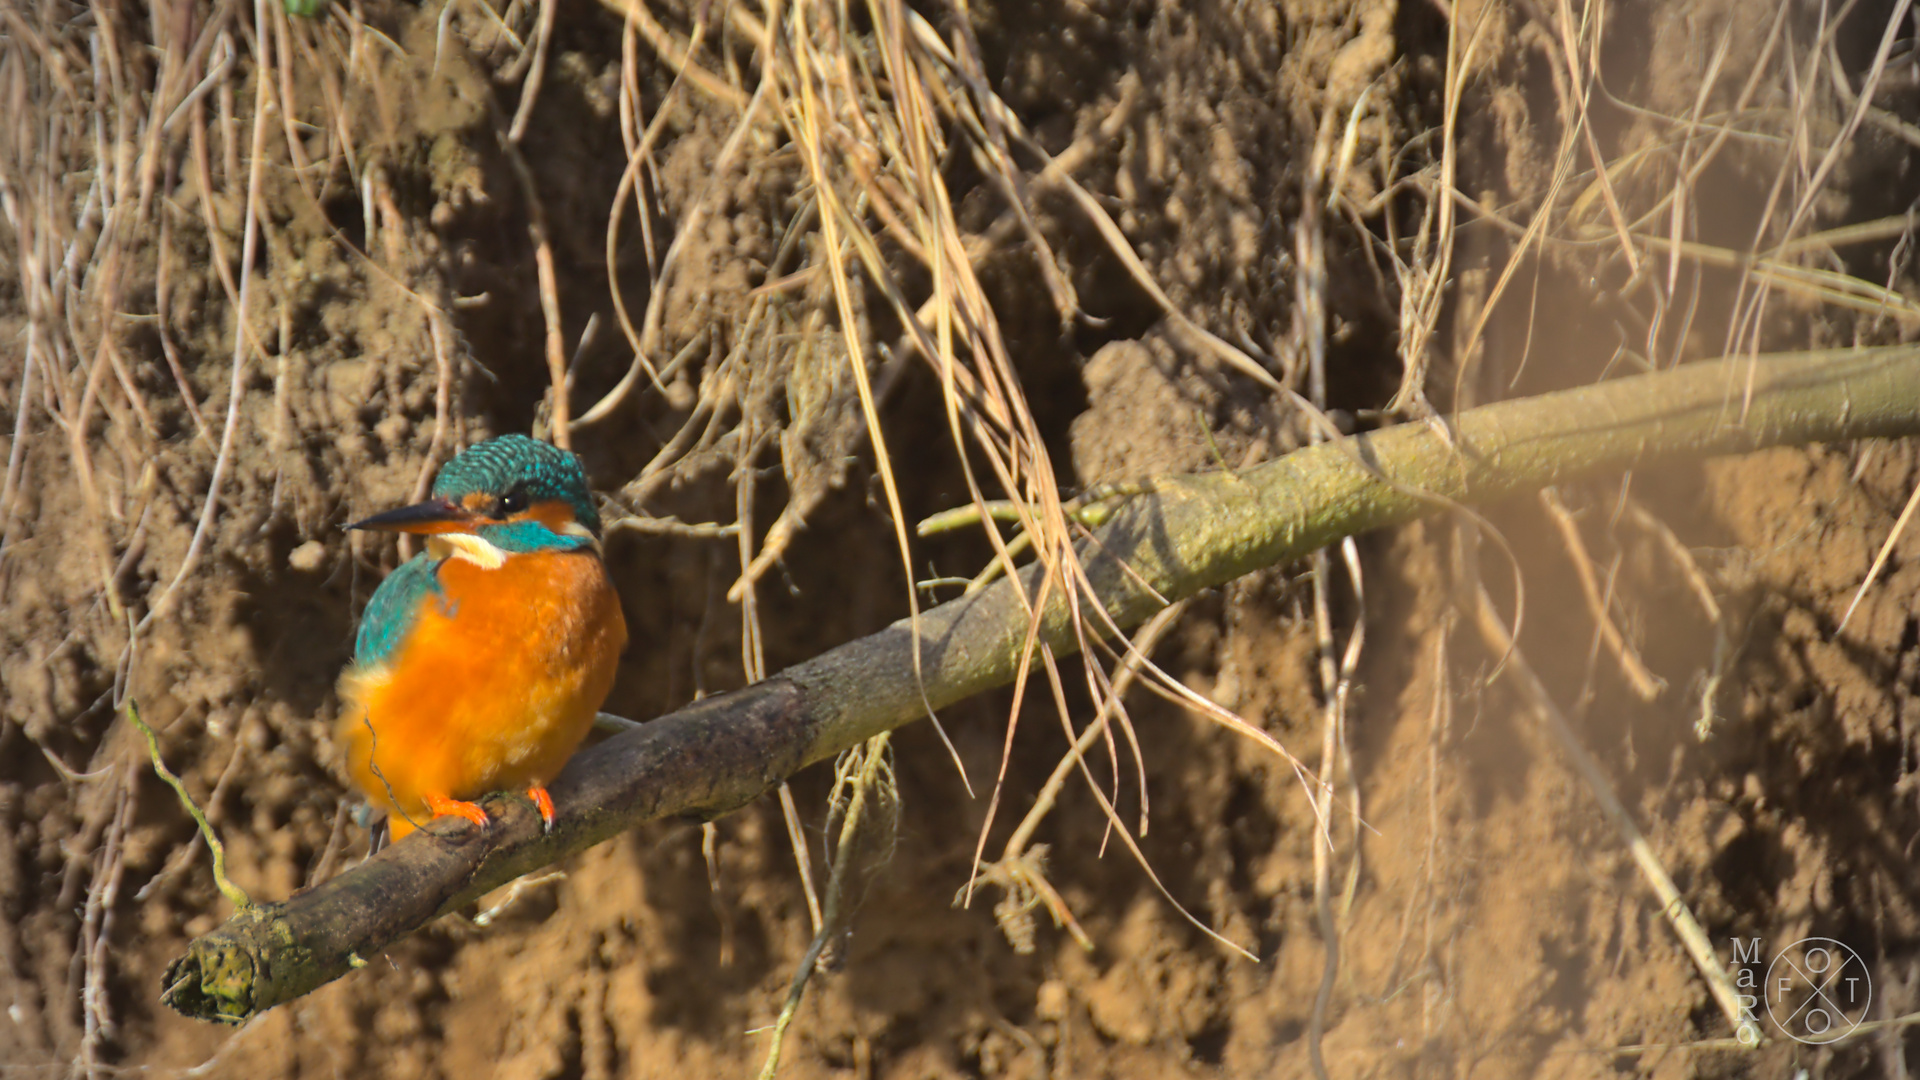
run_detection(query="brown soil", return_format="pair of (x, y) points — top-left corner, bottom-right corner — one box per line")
(4, 0), (1919, 1078)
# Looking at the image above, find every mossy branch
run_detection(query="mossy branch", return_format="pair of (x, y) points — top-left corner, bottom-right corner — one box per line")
(162, 345), (1920, 1023)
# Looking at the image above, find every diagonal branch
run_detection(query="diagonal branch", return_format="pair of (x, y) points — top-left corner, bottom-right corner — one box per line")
(163, 345), (1920, 1023)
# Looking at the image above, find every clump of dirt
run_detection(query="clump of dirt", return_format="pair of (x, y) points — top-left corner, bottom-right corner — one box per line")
(3, 0), (1919, 1077)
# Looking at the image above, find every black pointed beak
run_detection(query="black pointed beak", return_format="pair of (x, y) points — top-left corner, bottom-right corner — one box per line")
(346, 496), (476, 535)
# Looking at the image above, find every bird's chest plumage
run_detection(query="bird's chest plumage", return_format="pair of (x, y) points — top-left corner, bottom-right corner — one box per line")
(339, 548), (627, 810)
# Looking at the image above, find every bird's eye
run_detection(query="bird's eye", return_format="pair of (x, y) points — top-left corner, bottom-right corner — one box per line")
(497, 490), (529, 517)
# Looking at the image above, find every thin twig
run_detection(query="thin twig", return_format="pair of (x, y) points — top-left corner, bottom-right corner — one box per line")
(505, 0), (555, 143)
(126, 702), (251, 911)
(1839, 476), (1920, 634)
(493, 110), (572, 449)
(757, 734), (897, 1080)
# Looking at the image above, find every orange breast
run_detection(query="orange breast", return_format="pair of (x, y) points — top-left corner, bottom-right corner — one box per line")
(338, 548), (627, 837)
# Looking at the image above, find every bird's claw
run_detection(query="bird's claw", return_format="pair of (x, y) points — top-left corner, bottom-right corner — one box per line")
(526, 786), (556, 835)
(424, 793), (491, 833)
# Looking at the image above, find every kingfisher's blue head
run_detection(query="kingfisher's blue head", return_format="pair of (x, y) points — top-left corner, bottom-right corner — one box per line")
(349, 435), (604, 561)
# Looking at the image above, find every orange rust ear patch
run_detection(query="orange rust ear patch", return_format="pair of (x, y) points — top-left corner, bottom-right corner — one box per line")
(513, 500), (577, 531)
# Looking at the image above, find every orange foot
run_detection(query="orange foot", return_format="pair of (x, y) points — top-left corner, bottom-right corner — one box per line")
(424, 792), (491, 832)
(525, 786), (556, 834)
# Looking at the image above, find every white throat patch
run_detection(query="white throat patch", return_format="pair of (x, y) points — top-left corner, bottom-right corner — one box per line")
(426, 532), (509, 570)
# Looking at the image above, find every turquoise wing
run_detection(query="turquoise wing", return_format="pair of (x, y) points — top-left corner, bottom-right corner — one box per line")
(353, 554), (446, 669)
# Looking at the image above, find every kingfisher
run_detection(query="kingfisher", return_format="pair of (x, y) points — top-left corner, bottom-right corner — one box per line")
(337, 435), (628, 842)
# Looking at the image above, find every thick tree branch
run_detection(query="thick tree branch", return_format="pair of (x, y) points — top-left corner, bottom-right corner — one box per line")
(164, 345), (1920, 1023)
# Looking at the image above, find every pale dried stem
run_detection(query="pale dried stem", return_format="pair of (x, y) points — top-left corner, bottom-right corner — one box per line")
(270, 5), (316, 204)
(1553, 0), (1643, 280)
(1840, 473), (1920, 635)
(0, 184), (43, 558)
(491, 113), (572, 448)
(969, 602), (1189, 956)
(1000, 600), (1188, 863)
(76, 766), (134, 1080)
(616, 14), (658, 275)
(596, 0), (748, 108)
(506, 0), (554, 142)
(1539, 487), (1664, 701)
(471, 871), (567, 928)
(699, 822), (736, 967)
(412, 306), (457, 506)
